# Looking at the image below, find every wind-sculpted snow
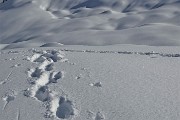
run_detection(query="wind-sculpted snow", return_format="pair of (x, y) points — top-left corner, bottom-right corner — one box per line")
(0, 0), (180, 48)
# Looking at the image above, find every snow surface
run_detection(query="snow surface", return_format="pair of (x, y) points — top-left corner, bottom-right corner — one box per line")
(1, 0), (180, 120)
(1, 45), (180, 120)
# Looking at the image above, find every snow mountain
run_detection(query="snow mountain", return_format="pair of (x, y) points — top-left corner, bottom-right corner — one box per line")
(0, 0), (180, 49)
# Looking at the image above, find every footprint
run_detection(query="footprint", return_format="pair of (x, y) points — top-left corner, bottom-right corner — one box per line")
(89, 82), (102, 87)
(30, 68), (43, 78)
(23, 88), (32, 97)
(11, 64), (21, 68)
(35, 72), (50, 86)
(95, 112), (105, 120)
(56, 96), (75, 119)
(75, 74), (82, 80)
(50, 71), (64, 83)
(38, 60), (52, 70)
(75, 76), (81, 80)
(51, 52), (64, 62)
(86, 111), (105, 120)
(86, 110), (94, 119)
(2, 90), (16, 110)
(26, 72), (50, 97)
(45, 63), (54, 71)
(25, 49), (69, 118)
(34, 56), (47, 63)
(43, 50), (64, 62)
(35, 86), (51, 102)
(30, 50), (65, 63)
(30, 54), (42, 62)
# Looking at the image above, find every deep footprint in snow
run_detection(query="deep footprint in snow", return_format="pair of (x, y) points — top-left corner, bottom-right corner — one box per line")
(25, 49), (72, 118)
(50, 71), (64, 83)
(33, 55), (47, 63)
(45, 63), (54, 71)
(51, 50), (65, 61)
(56, 97), (75, 119)
(30, 50), (65, 63)
(35, 86), (51, 102)
(29, 54), (42, 62)
(42, 50), (65, 62)
(30, 68), (43, 78)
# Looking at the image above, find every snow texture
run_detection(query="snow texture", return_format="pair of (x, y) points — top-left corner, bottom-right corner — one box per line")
(1, 45), (180, 120)
(1, 0), (180, 120)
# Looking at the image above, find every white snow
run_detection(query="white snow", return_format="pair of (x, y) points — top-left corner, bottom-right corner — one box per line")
(1, 0), (180, 120)
(0, 45), (180, 120)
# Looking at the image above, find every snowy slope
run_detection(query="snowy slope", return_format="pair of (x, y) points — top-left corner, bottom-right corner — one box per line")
(1, 45), (180, 120)
(1, 0), (180, 49)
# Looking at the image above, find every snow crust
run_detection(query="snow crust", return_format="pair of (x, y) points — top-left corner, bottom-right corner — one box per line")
(0, 45), (180, 120)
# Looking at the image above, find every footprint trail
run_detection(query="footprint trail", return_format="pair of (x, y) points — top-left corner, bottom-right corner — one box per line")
(24, 49), (77, 119)
(2, 90), (16, 110)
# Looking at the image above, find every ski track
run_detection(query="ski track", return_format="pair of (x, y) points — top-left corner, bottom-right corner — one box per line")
(16, 109), (20, 120)
(0, 70), (13, 85)
(24, 49), (77, 119)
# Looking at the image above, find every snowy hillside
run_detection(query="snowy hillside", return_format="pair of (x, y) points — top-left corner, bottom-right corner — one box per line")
(1, 0), (180, 49)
